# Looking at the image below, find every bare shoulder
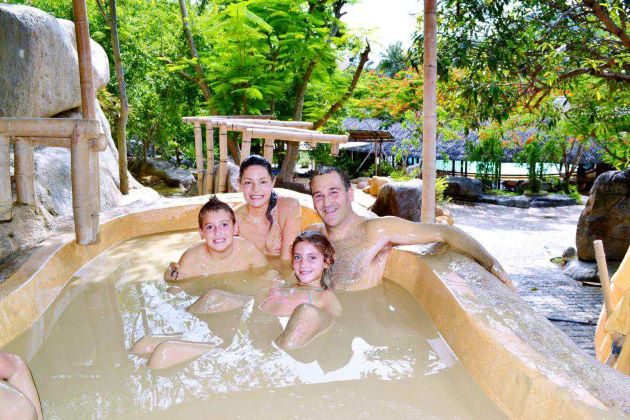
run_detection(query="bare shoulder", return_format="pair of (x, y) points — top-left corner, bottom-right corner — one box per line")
(180, 242), (206, 261)
(232, 202), (248, 218)
(277, 196), (301, 212)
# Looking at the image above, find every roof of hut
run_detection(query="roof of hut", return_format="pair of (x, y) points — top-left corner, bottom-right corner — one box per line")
(342, 118), (602, 165)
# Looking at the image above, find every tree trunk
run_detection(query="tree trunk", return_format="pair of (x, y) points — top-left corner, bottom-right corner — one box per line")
(109, 0), (129, 194)
(178, 0), (212, 103)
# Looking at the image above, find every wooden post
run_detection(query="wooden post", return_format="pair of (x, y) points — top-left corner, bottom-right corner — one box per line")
(218, 123), (228, 193)
(331, 142), (340, 157)
(241, 130), (252, 161)
(374, 142), (379, 176)
(14, 139), (35, 205)
(421, 0), (437, 224)
(72, 129), (97, 244)
(205, 124), (214, 194)
(263, 138), (274, 163)
(193, 122), (204, 193)
(0, 135), (11, 221)
(594, 240), (614, 317)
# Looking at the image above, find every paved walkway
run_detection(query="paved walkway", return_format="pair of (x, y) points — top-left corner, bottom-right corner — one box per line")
(446, 201), (602, 356)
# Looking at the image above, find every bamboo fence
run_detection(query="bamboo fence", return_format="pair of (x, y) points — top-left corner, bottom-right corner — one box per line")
(183, 116), (348, 194)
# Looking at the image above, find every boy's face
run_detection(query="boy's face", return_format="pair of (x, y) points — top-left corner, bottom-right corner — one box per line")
(198, 210), (237, 252)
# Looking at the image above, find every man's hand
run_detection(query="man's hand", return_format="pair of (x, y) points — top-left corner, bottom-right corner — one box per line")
(490, 262), (514, 289)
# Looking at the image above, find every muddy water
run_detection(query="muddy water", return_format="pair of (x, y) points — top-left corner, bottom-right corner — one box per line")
(3, 231), (505, 419)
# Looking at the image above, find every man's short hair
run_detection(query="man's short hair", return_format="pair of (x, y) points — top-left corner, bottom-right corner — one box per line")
(309, 167), (352, 192)
(198, 195), (236, 227)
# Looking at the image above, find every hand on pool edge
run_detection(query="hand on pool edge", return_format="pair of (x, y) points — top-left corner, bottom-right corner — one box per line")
(164, 262), (180, 281)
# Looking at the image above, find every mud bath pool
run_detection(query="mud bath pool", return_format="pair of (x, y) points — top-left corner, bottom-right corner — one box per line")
(2, 231), (505, 419)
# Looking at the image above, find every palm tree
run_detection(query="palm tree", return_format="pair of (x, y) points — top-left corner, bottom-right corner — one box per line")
(377, 42), (407, 77)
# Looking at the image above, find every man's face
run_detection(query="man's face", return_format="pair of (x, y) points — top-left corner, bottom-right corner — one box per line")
(311, 172), (354, 228)
(198, 210), (237, 252)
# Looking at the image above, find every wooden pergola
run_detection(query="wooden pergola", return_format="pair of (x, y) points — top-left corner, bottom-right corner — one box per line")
(183, 116), (348, 194)
(347, 130), (394, 176)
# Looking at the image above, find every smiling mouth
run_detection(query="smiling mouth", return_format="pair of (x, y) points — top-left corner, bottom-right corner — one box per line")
(213, 238), (226, 244)
(249, 194), (265, 199)
(299, 270), (312, 275)
(323, 207), (337, 215)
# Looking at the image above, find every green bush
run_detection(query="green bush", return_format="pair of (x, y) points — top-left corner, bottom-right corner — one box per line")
(436, 176), (449, 205)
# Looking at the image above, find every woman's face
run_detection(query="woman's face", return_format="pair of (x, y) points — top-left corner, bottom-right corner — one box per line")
(240, 165), (273, 208)
(292, 241), (329, 285)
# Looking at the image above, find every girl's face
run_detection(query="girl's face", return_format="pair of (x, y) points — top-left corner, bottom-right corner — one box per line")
(240, 165), (273, 208)
(292, 241), (329, 285)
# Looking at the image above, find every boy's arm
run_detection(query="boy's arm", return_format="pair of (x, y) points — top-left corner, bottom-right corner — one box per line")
(163, 247), (197, 281)
(280, 198), (302, 260)
(367, 217), (512, 287)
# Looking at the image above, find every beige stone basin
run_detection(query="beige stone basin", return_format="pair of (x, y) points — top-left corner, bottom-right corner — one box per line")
(1, 190), (628, 418)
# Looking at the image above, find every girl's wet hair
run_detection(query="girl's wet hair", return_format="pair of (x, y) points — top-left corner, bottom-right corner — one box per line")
(198, 195), (235, 228)
(291, 231), (335, 289)
(239, 155), (278, 230)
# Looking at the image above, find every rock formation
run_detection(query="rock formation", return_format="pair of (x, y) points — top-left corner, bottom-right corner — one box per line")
(0, 5), (152, 262)
(576, 169), (630, 261)
(445, 176), (482, 201)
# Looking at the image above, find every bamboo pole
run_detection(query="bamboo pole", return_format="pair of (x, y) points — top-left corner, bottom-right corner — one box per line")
(183, 117), (313, 129)
(331, 142), (340, 157)
(263, 138), (275, 162)
(421, 0), (437, 224)
(193, 122), (204, 191)
(594, 240), (614, 317)
(0, 135), (11, 221)
(205, 124), (214, 194)
(0, 118), (101, 138)
(14, 139), (35, 205)
(241, 130), (252, 161)
(218, 124), (228, 193)
(71, 129), (96, 244)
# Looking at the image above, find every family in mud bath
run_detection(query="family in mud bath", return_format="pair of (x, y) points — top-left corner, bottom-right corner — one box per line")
(0, 156), (511, 418)
(135, 155), (511, 369)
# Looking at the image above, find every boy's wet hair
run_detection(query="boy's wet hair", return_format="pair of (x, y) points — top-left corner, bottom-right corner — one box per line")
(291, 230), (335, 289)
(198, 195), (236, 227)
(309, 167), (351, 191)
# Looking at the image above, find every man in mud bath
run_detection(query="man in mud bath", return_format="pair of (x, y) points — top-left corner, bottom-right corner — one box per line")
(307, 167), (512, 291)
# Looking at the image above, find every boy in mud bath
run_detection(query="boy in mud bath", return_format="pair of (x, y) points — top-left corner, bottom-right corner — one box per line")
(164, 196), (268, 281)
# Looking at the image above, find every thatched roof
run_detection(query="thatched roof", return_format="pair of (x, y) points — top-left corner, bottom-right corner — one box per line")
(342, 118), (602, 164)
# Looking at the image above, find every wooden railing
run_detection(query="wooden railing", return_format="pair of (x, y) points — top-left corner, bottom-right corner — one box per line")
(183, 116), (348, 194)
(0, 118), (106, 244)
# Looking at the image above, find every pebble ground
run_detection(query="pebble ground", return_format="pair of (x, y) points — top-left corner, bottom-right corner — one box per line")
(447, 201), (601, 356)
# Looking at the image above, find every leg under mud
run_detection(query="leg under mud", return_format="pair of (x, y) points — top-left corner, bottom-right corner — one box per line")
(275, 304), (333, 350)
(130, 334), (184, 356)
(187, 289), (252, 314)
(147, 341), (216, 370)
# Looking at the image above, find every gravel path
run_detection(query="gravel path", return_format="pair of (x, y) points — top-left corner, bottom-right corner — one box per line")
(446, 201), (602, 356)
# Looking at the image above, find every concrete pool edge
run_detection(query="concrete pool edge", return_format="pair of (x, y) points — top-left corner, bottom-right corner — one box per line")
(1, 190), (628, 418)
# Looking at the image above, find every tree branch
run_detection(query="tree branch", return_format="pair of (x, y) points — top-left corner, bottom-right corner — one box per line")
(583, 0), (630, 49)
(313, 41), (371, 129)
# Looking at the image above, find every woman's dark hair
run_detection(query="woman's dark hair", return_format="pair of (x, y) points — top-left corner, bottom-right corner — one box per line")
(239, 155), (277, 230)
(291, 230), (335, 289)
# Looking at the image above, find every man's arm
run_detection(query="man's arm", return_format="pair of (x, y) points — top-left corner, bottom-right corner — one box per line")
(367, 217), (513, 287)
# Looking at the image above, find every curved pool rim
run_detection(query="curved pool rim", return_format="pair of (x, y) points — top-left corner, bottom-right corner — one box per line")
(0, 189), (628, 418)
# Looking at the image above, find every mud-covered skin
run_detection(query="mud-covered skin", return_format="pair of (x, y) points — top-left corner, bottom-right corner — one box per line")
(187, 289), (253, 314)
(0, 353), (42, 420)
(309, 172), (512, 291)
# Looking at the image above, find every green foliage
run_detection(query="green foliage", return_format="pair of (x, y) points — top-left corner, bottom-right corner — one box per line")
(377, 42), (407, 77)
(465, 127), (505, 191)
(435, 176), (449, 205)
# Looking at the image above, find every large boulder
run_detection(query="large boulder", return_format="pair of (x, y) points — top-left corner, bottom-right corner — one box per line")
(0, 5), (150, 262)
(362, 176), (392, 197)
(445, 176), (482, 201)
(0, 4), (109, 117)
(138, 158), (196, 189)
(371, 179), (452, 224)
(576, 170), (630, 261)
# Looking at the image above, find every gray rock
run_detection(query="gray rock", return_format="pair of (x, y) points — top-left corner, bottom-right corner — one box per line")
(372, 179), (423, 221)
(478, 193), (577, 208)
(139, 158), (195, 189)
(576, 170), (630, 261)
(0, 4), (109, 117)
(563, 258), (620, 283)
(445, 176), (482, 201)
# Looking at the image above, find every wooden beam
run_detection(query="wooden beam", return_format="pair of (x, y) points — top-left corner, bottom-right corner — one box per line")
(218, 124), (228, 193)
(72, 0), (96, 121)
(0, 135), (12, 221)
(421, 0), (437, 224)
(263, 138), (274, 162)
(0, 118), (101, 138)
(20, 137), (71, 148)
(71, 129), (96, 244)
(205, 124), (214, 194)
(331, 142), (340, 157)
(241, 130), (252, 161)
(193, 122), (204, 191)
(14, 139), (35, 205)
(183, 117), (313, 129)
